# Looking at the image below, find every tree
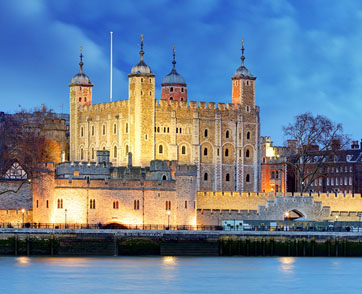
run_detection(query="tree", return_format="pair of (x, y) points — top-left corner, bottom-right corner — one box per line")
(283, 112), (350, 193)
(0, 106), (62, 194)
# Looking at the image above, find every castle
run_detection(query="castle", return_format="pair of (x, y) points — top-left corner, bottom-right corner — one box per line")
(69, 37), (260, 192)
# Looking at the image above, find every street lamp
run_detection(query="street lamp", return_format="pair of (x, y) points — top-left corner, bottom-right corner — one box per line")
(21, 208), (25, 228)
(167, 210), (171, 230)
(65, 209), (68, 229)
(284, 211), (289, 231)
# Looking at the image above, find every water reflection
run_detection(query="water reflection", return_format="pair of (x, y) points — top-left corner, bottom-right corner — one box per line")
(278, 257), (295, 274)
(16, 256), (31, 266)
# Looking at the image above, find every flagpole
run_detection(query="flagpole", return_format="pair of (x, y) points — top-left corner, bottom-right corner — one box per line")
(110, 31), (113, 102)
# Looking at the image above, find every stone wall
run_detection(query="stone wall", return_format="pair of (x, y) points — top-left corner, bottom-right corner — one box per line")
(0, 181), (32, 210)
(0, 209), (32, 227)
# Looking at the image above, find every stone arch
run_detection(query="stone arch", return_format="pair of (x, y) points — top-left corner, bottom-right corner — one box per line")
(102, 220), (128, 229)
(156, 140), (168, 158)
(285, 209), (305, 220)
(201, 142), (214, 163)
(222, 143), (235, 163)
(89, 143), (96, 161)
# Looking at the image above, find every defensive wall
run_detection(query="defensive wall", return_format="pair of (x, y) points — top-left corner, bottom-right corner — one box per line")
(0, 209), (32, 227)
(196, 192), (362, 224)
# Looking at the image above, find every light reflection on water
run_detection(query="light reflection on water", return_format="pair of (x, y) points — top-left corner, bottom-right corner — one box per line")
(0, 256), (361, 294)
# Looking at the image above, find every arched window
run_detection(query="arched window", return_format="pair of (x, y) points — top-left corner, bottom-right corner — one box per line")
(226, 173), (230, 182)
(204, 129), (208, 137)
(80, 127), (84, 137)
(181, 88), (184, 93)
(204, 173), (208, 181)
(170, 97), (173, 100)
(159, 144), (163, 154)
(134, 200), (140, 210)
(113, 201), (119, 209)
(157, 127), (160, 132)
(181, 145), (186, 155)
(90, 199), (95, 209)
(170, 87), (174, 92)
(162, 175), (167, 180)
(125, 123), (129, 133)
(91, 126), (95, 136)
(246, 149), (250, 158)
(57, 199), (63, 209)
(141, 78), (144, 83)
(80, 148), (84, 160)
(247, 131), (250, 140)
(226, 130), (230, 139)
(102, 125), (106, 135)
(225, 148), (229, 157)
(113, 123), (117, 134)
(246, 174), (250, 183)
(91, 148), (95, 160)
(204, 147), (208, 156)
(165, 201), (171, 210)
(125, 145), (129, 156)
(79, 97), (82, 102)
(84, 97), (87, 102)
(113, 146), (117, 158)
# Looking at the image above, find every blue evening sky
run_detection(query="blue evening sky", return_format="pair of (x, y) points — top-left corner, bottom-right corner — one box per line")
(0, 0), (361, 145)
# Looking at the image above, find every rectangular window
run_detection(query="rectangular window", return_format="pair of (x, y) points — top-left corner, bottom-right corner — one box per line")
(185, 201), (187, 209)
(46, 200), (49, 208)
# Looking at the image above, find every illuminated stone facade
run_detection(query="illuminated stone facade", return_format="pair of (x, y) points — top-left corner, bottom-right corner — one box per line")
(33, 152), (197, 227)
(69, 39), (260, 192)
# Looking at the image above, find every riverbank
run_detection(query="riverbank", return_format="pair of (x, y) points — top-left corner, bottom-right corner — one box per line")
(1, 228), (362, 256)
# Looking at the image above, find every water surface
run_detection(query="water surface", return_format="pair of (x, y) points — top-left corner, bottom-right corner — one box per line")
(0, 256), (361, 293)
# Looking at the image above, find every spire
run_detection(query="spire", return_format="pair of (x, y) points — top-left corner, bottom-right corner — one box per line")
(79, 46), (84, 73)
(172, 45), (176, 70)
(139, 34), (144, 60)
(241, 39), (245, 66)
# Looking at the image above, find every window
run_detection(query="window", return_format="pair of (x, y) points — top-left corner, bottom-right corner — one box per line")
(271, 171), (275, 179)
(125, 123), (129, 133)
(246, 105), (250, 112)
(79, 97), (82, 102)
(247, 131), (251, 140)
(149, 91), (152, 96)
(145, 134), (148, 140)
(164, 127), (166, 133)
(217, 149), (220, 156)
(204, 173), (208, 181)
(113, 146), (117, 158)
(226, 130), (230, 139)
(134, 200), (140, 210)
(181, 88), (184, 93)
(102, 125), (106, 135)
(113, 201), (119, 209)
(149, 78), (152, 83)
(349, 176), (352, 185)
(84, 97), (87, 102)
(170, 97), (173, 100)
(141, 90), (144, 95)
(226, 173), (230, 182)
(80, 127), (84, 137)
(125, 145), (129, 156)
(165, 201), (171, 210)
(91, 148), (95, 160)
(336, 178), (339, 186)
(80, 148), (84, 160)
(327, 178), (330, 186)
(36, 200), (39, 208)
(170, 87), (174, 92)
(90, 199), (96, 209)
(46, 200), (49, 208)
(113, 124), (117, 134)
(141, 78), (144, 83)
(157, 127), (160, 133)
(204, 147), (208, 156)
(204, 129), (208, 137)
(185, 201), (187, 209)
(91, 126), (95, 136)
(246, 174), (250, 183)
(344, 177), (347, 185)
(245, 149), (250, 158)
(57, 199), (63, 209)
(225, 148), (229, 157)
(181, 145), (186, 155)
(275, 171), (279, 179)
(159, 144), (163, 154)
(162, 175), (167, 180)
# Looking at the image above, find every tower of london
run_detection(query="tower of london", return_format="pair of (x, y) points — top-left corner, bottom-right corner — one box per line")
(69, 36), (260, 192)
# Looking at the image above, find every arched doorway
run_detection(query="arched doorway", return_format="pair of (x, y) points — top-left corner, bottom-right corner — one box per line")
(284, 209), (305, 221)
(102, 221), (128, 229)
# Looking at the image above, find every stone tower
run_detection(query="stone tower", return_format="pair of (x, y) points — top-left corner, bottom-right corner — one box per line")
(161, 46), (187, 102)
(128, 35), (155, 167)
(231, 40), (256, 109)
(69, 48), (93, 161)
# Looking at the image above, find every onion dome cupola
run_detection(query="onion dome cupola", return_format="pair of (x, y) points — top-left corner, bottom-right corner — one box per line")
(232, 39), (256, 106)
(129, 34), (154, 76)
(70, 47), (93, 85)
(69, 47), (93, 107)
(233, 39), (255, 79)
(161, 45), (187, 102)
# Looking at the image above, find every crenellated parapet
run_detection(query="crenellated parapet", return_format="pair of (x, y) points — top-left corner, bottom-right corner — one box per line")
(79, 100), (129, 113)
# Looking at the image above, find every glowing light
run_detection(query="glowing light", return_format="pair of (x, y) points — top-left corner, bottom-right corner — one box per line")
(162, 256), (176, 265)
(279, 257), (295, 274)
(21, 208), (25, 214)
(16, 257), (31, 266)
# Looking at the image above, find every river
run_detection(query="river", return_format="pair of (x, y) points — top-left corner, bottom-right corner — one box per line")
(0, 256), (360, 293)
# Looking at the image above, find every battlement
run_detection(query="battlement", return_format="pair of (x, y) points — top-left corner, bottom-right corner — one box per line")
(155, 99), (243, 112)
(175, 164), (198, 176)
(80, 99), (128, 113)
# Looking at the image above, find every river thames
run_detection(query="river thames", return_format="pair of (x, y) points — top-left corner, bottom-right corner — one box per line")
(0, 256), (360, 293)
